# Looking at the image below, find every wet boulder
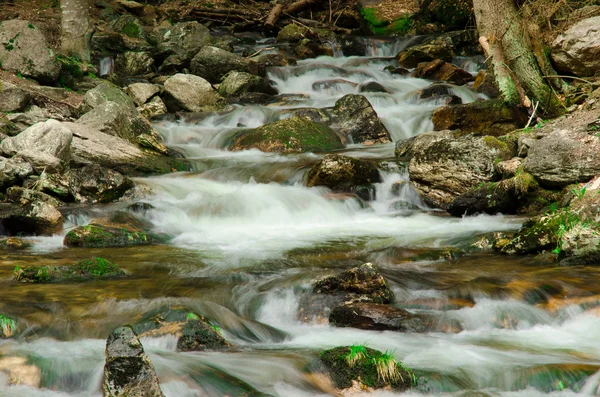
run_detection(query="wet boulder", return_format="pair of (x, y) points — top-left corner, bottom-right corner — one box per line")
(64, 221), (165, 248)
(76, 101), (155, 142)
(447, 171), (540, 216)
(306, 154), (381, 194)
(14, 257), (124, 283)
(190, 46), (261, 84)
(84, 81), (137, 111)
(293, 39), (334, 60)
(0, 237), (31, 250)
(551, 16), (600, 77)
(359, 81), (390, 93)
(396, 131), (514, 209)
(0, 119), (73, 168)
(524, 127), (600, 188)
(163, 73), (227, 113)
(103, 326), (165, 397)
(314, 263), (394, 304)
(432, 99), (524, 136)
(112, 15), (146, 40)
(1, 201), (63, 236)
(330, 303), (450, 333)
(115, 51), (154, 76)
(125, 83), (160, 106)
(0, 313), (18, 338)
(412, 59), (474, 85)
(132, 307), (231, 352)
(0, 81), (31, 112)
(230, 116), (344, 153)
(65, 164), (134, 203)
(318, 346), (414, 391)
(6, 187), (62, 207)
(218, 71), (276, 97)
(0, 156), (34, 190)
(0, 20), (60, 84)
(291, 94), (391, 145)
(397, 37), (453, 68)
(276, 24), (335, 44)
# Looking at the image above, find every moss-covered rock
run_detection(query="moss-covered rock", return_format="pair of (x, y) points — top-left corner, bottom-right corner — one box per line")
(432, 99), (525, 136)
(230, 116), (343, 153)
(13, 257), (124, 283)
(318, 345), (415, 391)
(0, 237), (31, 250)
(132, 306), (231, 352)
(0, 313), (18, 338)
(306, 154), (381, 194)
(63, 223), (166, 248)
(412, 59), (474, 86)
(314, 263), (394, 304)
(397, 37), (453, 68)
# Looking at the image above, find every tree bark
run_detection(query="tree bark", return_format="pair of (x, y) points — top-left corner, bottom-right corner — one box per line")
(265, 4), (283, 30)
(472, 0), (563, 118)
(60, 0), (92, 62)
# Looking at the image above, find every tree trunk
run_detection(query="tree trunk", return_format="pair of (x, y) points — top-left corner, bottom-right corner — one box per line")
(472, 0), (563, 118)
(60, 0), (92, 62)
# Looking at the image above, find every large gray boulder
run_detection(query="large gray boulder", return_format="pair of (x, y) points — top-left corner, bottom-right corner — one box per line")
(0, 81), (31, 112)
(103, 326), (165, 397)
(552, 16), (600, 77)
(0, 119), (73, 166)
(163, 73), (227, 112)
(524, 128), (600, 188)
(76, 101), (154, 142)
(66, 164), (134, 203)
(218, 71), (275, 97)
(115, 51), (154, 76)
(64, 122), (182, 175)
(396, 131), (514, 208)
(157, 21), (211, 62)
(190, 46), (261, 84)
(290, 94), (391, 144)
(125, 83), (160, 106)
(0, 20), (60, 83)
(84, 82), (137, 111)
(0, 156), (34, 190)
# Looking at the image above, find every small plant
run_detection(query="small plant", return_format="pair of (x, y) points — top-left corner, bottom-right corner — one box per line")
(186, 312), (200, 321)
(371, 350), (401, 383)
(571, 186), (587, 199)
(345, 344), (367, 367)
(0, 314), (17, 337)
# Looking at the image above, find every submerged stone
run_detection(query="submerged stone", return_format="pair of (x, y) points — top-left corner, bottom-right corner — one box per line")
(63, 223), (166, 248)
(14, 257), (124, 283)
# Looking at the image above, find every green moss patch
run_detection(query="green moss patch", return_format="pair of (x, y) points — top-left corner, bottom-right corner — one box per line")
(0, 313), (17, 338)
(13, 257), (124, 283)
(319, 345), (415, 390)
(361, 7), (413, 35)
(63, 224), (167, 248)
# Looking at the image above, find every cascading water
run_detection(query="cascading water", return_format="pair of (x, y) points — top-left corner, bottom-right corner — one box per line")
(2, 36), (600, 397)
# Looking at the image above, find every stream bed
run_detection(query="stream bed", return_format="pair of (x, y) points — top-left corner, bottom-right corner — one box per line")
(1, 37), (600, 397)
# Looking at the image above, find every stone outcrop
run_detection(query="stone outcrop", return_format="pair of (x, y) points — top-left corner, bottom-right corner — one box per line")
(396, 131), (514, 208)
(305, 154), (381, 193)
(190, 46), (260, 84)
(0, 20), (60, 83)
(551, 16), (600, 77)
(163, 73), (227, 112)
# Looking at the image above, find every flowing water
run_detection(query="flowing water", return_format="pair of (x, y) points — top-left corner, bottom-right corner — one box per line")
(2, 36), (600, 397)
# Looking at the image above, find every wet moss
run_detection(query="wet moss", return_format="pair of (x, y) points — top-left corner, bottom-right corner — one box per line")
(483, 136), (512, 159)
(63, 224), (166, 248)
(0, 237), (31, 250)
(72, 257), (122, 277)
(319, 346), (415, 390)
(122, 21), (142, 38)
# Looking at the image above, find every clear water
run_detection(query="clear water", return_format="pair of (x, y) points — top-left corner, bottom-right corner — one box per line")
(1, 36), (598, 397)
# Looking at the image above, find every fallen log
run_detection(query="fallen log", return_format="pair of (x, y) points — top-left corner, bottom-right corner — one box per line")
(283, 0), (321, 15)
(264, 4), (283, 30)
